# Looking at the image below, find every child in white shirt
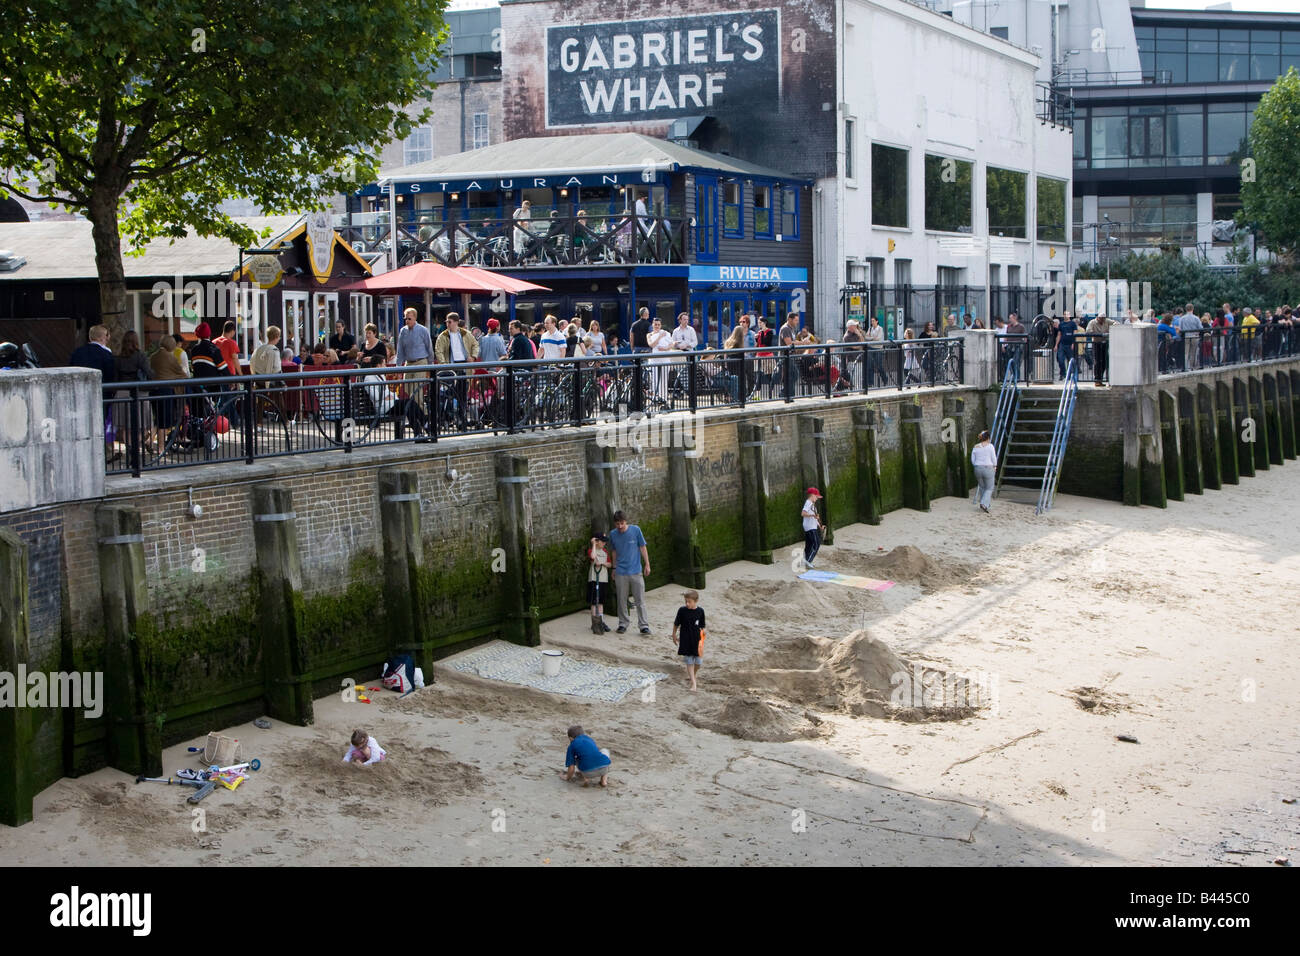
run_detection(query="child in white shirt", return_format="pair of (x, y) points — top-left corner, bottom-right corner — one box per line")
(343, 729), (387, 765)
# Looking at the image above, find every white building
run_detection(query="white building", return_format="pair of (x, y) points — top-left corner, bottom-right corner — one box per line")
(822, 0), (1074, 330)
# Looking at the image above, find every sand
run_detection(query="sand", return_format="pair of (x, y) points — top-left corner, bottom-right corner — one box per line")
(4, 468), (1299, 867)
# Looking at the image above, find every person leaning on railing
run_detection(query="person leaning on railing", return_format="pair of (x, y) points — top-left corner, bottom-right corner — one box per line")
(1085, 313), (1111, 387)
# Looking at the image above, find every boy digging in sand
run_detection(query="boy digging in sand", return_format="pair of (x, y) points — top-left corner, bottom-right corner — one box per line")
(671, 590), (707, 690)
(562, 725), (612, 787)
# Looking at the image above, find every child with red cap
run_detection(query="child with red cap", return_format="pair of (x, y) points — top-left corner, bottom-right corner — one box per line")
(801, 487), (825, 570)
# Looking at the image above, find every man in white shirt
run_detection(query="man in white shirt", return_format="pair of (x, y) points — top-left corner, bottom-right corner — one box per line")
(539, 314), (567, 361)
(671, 311), (697, 350)
(1177, 302), (1203, 370)
(800, 487), (825, 570)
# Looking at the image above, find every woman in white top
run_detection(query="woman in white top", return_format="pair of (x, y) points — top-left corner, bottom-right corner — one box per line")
(586, 320), (607, 356)
(646, 317), (674, 403)
(902, 327), (921, 384)
(971, 430), (998, 513)
(512, 199), (533, 259)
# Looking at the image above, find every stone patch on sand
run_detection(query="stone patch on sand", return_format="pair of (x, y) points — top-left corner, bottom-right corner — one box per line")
(711, 629), (988, 722)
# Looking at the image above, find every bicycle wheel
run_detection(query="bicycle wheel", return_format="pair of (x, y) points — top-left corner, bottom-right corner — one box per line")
(253, 392), (293, 454)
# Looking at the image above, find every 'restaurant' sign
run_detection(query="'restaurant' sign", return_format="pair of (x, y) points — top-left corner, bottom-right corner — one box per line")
(546, 10), (780, 127)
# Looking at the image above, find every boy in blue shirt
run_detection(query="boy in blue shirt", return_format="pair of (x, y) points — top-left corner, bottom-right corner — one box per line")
(563, 724), (612, 788)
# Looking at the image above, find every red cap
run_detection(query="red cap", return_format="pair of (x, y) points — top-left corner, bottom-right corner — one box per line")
(806, 487), (821, 497)
(486, 318), (500, 330)
(194, 322), (212, 339)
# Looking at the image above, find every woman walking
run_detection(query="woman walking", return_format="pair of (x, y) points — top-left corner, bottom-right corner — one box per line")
(971, 430), (997, 514)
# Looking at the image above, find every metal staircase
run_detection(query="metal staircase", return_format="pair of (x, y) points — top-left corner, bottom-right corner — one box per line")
(989, 353), (1020, 472)
(996, 359), (1079, 514)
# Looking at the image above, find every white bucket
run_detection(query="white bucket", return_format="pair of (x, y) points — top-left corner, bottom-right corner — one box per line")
(541, 649), (564, 678)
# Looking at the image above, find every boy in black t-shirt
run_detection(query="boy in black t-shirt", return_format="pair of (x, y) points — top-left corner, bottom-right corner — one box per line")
(671, 590), (707, 691)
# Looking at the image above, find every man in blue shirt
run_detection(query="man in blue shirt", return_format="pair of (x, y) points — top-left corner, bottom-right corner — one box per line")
(1054, 311), (1079, 380)
(563, 724), (611, 787)
(1155, 313), (1181, 374)
(607, 510), (651, 634)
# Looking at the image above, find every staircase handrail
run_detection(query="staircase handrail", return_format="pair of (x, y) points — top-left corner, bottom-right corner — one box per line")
(1037, 358), (1079, 514)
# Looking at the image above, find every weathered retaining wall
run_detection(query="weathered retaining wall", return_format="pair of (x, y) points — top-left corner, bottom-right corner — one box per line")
(1, 383), (990, 818)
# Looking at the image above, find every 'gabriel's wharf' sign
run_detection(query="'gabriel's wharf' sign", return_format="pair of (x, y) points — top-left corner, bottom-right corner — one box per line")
(546, 10), (780, 127)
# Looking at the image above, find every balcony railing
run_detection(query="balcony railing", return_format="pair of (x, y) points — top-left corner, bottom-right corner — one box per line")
(338, 212), (690, 270)
(101, 340), (965, 476)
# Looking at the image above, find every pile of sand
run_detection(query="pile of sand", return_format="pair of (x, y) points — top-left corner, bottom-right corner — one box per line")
(722, 578), (864, 618)
(716, 629), (985, 722)
(682, 696), (825, 743)
(834, 545), (978, 591)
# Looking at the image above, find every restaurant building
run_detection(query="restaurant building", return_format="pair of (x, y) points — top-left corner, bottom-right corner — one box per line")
(355, 0), (1073, 336)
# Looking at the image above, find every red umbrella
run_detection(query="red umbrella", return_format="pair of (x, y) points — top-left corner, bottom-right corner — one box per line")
(339, 261), (550, 296)
(339, 261), (502, 295)
(455, 267), (551, 294)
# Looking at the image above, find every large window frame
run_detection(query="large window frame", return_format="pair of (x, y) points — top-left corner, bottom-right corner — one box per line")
(871, 143), (909, 229)
(986, 166), (1028, 239)
(1037, 177), (1067, 244)
(403, 126), (433, 166)
(924, 154), (973, 234)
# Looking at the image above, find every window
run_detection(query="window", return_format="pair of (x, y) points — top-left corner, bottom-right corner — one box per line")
(895, 259), (912, 287)
(991, 26), (1009, 41)
(1096, 194), (1197, 246)
(845, 118), (855, 181)
(871, 144), (908, 228)
(924, 154), (972, 233)
(1213, 193), (1242, 222)
(936, 266), (963, 287)
(778, 185), (798, 240)
(753, 184), (774, 239)
(1072, 195), (1084, 245)
(1073, 111), (1087, 161)
(1090, 108), (1128, 169)
(722, 181), (743, 237)
(1165, 105), (1204, 167)
(404, 126), (433, 166)
(1037, 177), (1067, 243)
(1207, 102), (1250, 165)
(987, 167), (1027, 238)
(472, 113), (489, 150)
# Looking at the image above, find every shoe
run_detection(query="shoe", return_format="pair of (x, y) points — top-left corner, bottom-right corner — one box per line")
(601, 622), (611, 632)
(591, 618), (602, 635)
(980, 504), (990, 513)
(640, 627), (651, 635)
(616, 626), (627, 634)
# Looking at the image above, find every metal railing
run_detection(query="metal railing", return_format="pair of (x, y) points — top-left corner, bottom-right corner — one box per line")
(101, 339), (965, 476)
(338, 212), (689, 270)
(1158, 325), (1299, 375)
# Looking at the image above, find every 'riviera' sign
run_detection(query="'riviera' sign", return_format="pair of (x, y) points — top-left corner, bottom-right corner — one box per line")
(547, 11), (780, 127)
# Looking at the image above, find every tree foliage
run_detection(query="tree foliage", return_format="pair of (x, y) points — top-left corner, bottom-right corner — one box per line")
(1241, 66), (1300, 260)
(0, 0), (448, 333)
(1075, 252), (1300, 313)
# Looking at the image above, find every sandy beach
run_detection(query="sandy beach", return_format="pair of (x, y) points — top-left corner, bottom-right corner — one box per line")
(3, 468), (1298, 867)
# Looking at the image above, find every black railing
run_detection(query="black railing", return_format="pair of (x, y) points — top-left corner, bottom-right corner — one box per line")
(338, 212), (689, 270)
(102, 339), (965, 476)
(1158, 325), (1299, 375)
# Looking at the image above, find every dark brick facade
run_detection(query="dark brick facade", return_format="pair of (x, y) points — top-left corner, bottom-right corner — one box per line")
(501, 0), (839, 182)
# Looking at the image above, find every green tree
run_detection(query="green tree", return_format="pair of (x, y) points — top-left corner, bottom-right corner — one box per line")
(0, 0), (447, 338)
(1241, 67), (1300, 261)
